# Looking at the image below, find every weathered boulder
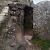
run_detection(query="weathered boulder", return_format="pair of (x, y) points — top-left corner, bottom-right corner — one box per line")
(33, 1), (50, 40)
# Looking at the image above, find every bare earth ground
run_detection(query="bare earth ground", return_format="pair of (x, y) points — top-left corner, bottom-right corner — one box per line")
(24, 30), (41, 50)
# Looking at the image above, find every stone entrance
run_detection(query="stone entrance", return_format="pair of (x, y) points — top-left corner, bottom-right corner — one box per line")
(8, 2), (33, 32)
(0, 2), (33, 50)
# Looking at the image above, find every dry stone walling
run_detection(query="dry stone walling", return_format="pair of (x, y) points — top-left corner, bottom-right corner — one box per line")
(0, 2), (33, 50)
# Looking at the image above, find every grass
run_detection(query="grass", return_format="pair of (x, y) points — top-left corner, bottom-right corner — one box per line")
(32, 39), (50, 50)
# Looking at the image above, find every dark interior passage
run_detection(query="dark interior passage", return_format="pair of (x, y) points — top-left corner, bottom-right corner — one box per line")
(24, 5), (33, 31)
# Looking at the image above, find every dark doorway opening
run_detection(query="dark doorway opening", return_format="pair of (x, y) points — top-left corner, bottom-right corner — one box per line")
(24, 5), (33, 32)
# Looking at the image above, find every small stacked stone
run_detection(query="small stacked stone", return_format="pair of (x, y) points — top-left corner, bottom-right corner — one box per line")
(3, 2), (24, 39)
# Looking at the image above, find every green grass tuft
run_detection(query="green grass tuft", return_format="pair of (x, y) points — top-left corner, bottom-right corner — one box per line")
(32, 39), (50, 50)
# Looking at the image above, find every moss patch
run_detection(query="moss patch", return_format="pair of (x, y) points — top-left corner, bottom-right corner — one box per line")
(32, 39), (50, 50)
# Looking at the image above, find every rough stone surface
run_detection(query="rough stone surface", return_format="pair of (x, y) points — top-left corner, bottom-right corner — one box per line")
(0, 2), (28, 50)
(0, 0), (34, 50)
(33, 1), (50, 40)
